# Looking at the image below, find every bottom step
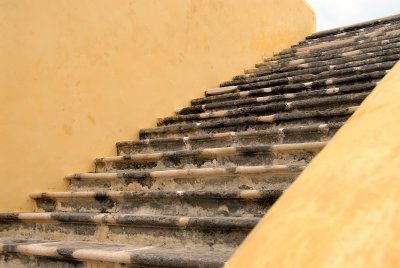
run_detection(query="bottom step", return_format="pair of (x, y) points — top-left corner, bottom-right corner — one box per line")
(0, 238), (231, 267)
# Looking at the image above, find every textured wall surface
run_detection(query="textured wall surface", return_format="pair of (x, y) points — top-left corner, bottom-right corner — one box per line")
(0, 0), (315, 211)
(226, 62), (400, 267)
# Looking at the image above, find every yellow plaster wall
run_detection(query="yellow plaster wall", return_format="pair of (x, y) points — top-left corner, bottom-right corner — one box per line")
(0, 0), (315, 211)
(226, 62), (400, 267)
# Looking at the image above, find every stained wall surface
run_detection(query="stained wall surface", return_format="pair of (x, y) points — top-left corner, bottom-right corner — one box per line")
(226, 61), (400, 267)
(0, 0), (315, 211)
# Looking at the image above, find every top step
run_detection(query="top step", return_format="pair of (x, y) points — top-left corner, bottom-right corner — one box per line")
(306, 13), (400, 41)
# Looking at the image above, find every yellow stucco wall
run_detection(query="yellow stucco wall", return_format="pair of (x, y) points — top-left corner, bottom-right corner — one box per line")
(226, 62), (400, 267)
(0, 0), (315, 211)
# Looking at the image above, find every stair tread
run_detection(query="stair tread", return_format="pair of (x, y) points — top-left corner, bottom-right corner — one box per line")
(192, 71), (385, 105)
(273, 28), (400, 61)
(98, 141), (325, 164)
(160, 92), (367, 126)
(117, 122), (341, 151)
(0, 212), (260, 229)
(305, 13), (400, 40)
(0, 238), (231, 267)
(221, 59), (396, 88)
(67, 163), (305, 180)
(258, 33), (400, 68)
(140, 106), (358, 138)
(31, 189), (283, 200)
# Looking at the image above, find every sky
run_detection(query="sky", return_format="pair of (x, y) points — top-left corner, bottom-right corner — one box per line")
(306, 0), (400, 31)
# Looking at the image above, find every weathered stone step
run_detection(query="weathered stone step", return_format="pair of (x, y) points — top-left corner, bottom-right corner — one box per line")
(304, 14), (400, 42)
(270, 27), (400, 62)
(140, 106), (357, 139)
(100, 142), (326, 172)
(0, 238), (231, 267)
(0, 213), (258, 248)
(117, 122), (342, 155)
(243, 49), (400, 85)
(67, 164), (304, 182)
(221, 58), (395, 89)
(260, 28), (400, 67)
(67, 164), (303, 193)
(193, 71), (385, 106)
(69, 172), (294, 193)
(211, 57), (394, 96)
(296, 20), (399, 50)
(247, 46), (400, 80)
(170, 91), (367, 126)
(178, 80), (376, 122)
(95, 142), (324, 173)
(179, 82), (375, 116)
(224, 44), (398, 91)
(231, 54), (397, 86)
(252, 45), (400, 79)
(225, 50), (396, 87)
(161, 92), (366, 127)
(31, 189), (282, 216)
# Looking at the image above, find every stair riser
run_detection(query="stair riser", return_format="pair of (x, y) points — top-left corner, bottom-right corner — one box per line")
(69, 174), (296, 192)
(0, 222), (252, 248)
(35, 197), (278, 217)
(118, 126), (339, 155)
(140, 114), (351, 139)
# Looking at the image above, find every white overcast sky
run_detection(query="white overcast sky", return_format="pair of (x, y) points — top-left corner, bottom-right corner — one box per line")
(306, 0), (400, 31)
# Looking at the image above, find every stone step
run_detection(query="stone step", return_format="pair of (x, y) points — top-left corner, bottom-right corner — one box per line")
(230, 21), (400, 82)
(224, 52), (393, 87)
(140, 106), (357, 139)
(259, 29), (400, 68)
(67, 163), (305, 182)
(294, 20), (399, 51)
(164, 91), (369, 126)
(208, 57), (393, 96)
(228, 52), (400, 86)
(192, 71), (385, 106)
(0, 238), (231, 267)
(67, 164), (303, 193)
(0, 213), (258, 248)
(304, 14), (400, 42)
(270, 27), (400, 62)
(179, 82), (375, 116)
(221, 57), (396, 89)
(69, 172), (294, 193)
(95, 142), (325, 173)
(157, 92), (370, 126)
(117, 122), (342, 155)
(249, 43), (400, 76)
(251, 47), (399, 79)
(237, 41), (399, 80)
(233, 49), (399, 83)
(31, 189), (282, 216)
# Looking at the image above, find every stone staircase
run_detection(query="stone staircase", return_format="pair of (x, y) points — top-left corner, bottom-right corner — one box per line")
(1, 14), (400, 267)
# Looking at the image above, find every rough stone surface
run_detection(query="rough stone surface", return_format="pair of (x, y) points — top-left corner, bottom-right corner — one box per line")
(1, 14), (400, 267)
